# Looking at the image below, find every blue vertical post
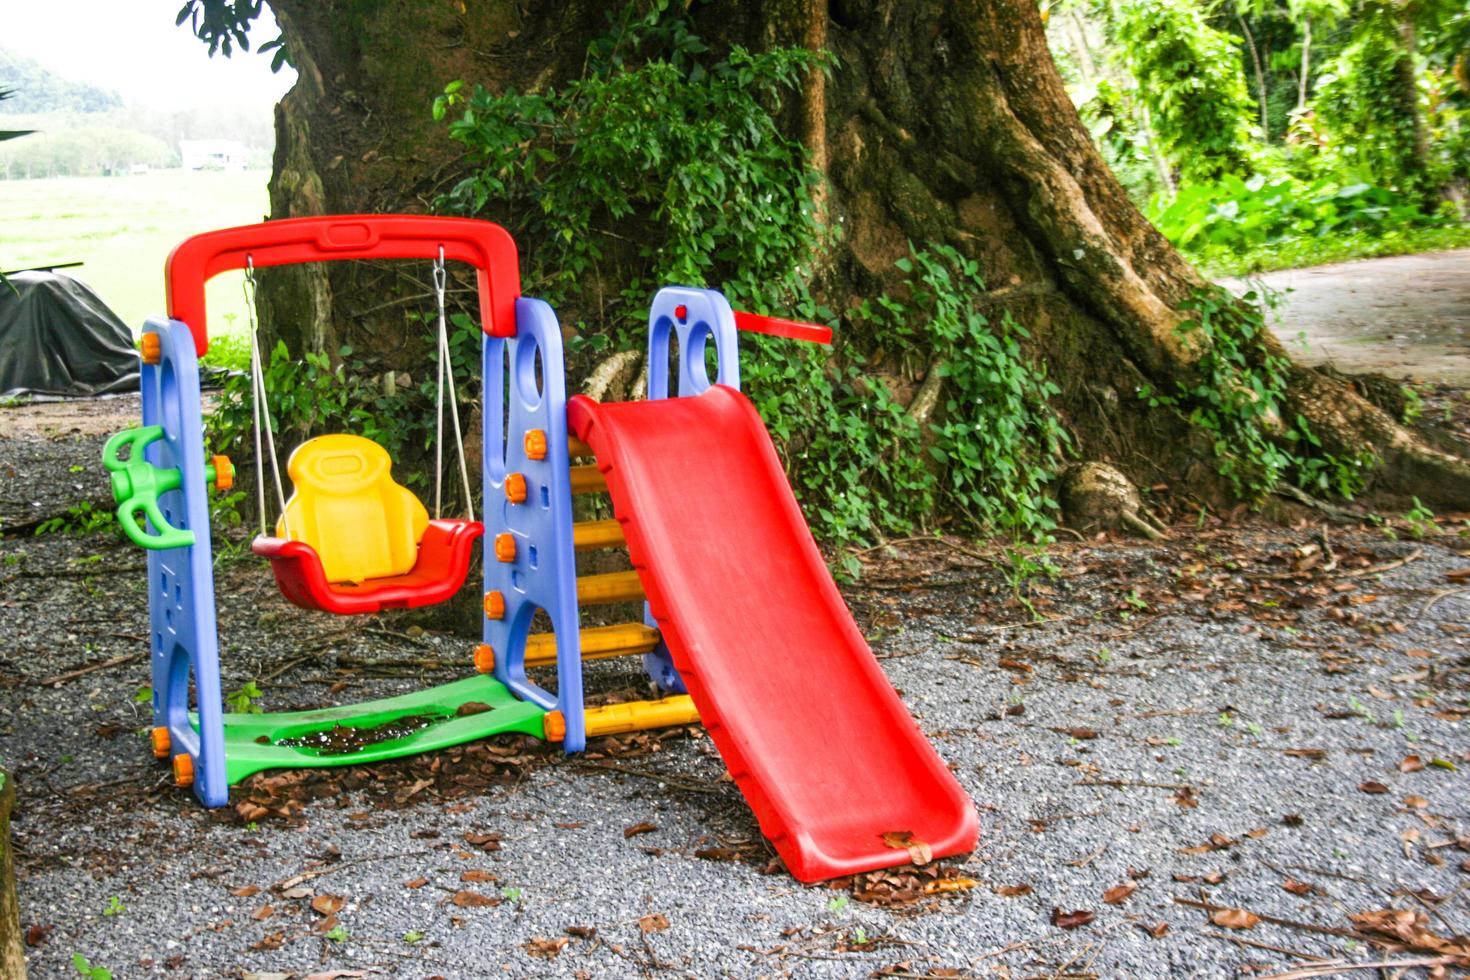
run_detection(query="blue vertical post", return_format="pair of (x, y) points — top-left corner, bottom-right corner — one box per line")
(139, 318), (229, 806)
(482, 298), (586, 752)
(640, 286), (742, 693)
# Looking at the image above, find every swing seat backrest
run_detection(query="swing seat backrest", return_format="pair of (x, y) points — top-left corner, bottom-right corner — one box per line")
(278, 434), (429, 584)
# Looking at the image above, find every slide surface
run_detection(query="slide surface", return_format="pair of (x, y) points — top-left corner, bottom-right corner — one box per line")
(569, 385), (978, 882)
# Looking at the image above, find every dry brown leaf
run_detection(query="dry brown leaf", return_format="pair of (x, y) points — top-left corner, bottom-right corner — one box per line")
(693, 847), (739, 862)
(924, 878), (978, 895)
(1103, 882), (1136, 905)
(1282, 813), (1304, 826)
(230, 885), (261, 898)
(1283, 878), (1313, 896)
(460, 869), (497, 882)
(1244, 827), (1269, 839)
(404, 877), (428, 889)
(311, 894), (344, 916)
(1360, 781), (1390, 794)
(251, 905), (275, 921)
(639, 912), (670, 934)
(1401, 755), (1426, 773)
(1284, 748), (1327, 760)
(565, 925), (597, 940)
(995, 883), (1033, 897)
(1145, 922), (1170, 938)
(1210, 908), (1260, 930)
(1051, 908), (1094, 930)
(451, 890), (500, 908)
(880, 830), (933, 865)
(623, 821), (658, 838)
(1405, 795), (1430, 809)
(464, 831), (502, 851)
(523, 936), (569, 959)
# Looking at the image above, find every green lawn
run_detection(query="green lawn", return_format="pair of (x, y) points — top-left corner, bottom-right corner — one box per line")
(1, 169), (270, 347)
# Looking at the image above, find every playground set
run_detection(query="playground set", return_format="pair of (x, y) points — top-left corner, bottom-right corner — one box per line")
(102, 214), (978, 882)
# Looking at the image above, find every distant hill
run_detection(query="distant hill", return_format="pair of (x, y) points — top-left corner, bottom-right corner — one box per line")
(0, 48), (122, 114)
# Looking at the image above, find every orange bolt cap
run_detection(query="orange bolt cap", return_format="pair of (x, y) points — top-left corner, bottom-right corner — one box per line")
(543, 710), (566, 742)
(150, 725), (170, 759)
(172, 752), (194, 787)
(483, 590), (506, 620)
(473, 643), (495, 673)
(141, 332), (162, 365)
(493, 532), (516, 563)
(504, 472), (527, 504)
(211, 455), (234, 491)
(524, 429), (547, 460)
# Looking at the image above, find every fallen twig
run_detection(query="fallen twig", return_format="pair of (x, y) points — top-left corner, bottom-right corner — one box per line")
(1336, 548), (1422, 580)
(1421, 588), (1468, 618)
(34, 652), (143, 687)
(1207, 931), (1331, 962)
(1254, 956), (1459, 979)
(1172, 897), (1360, 939)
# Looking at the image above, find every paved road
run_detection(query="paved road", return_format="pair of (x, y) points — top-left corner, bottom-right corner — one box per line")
(1226, 248), (1470, 384)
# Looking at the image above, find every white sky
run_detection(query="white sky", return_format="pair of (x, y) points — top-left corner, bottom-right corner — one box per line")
(3, 0), (296, 110)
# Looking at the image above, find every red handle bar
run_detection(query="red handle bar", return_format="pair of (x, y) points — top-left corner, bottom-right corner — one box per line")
(165, 215), (521, 356)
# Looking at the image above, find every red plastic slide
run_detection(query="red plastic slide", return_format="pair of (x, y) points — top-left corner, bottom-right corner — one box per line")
(569, 385), (978, 882)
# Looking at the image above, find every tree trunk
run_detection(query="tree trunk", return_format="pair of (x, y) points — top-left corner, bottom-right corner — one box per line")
(1298, 15), (1312, 115)
(1238, 13), (1270, 139)
(0, 770), (23, 979)
(256, 0), (1469, 511)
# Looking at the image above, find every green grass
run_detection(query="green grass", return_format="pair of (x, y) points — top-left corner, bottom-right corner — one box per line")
(0, 169), (270, 350)
(1197, 223), (1470, 278)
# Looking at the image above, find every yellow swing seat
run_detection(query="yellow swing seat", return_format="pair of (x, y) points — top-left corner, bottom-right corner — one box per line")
(251, 434), (483, 614)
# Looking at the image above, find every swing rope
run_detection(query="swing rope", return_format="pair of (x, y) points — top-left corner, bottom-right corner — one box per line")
(244, 258), (291, 540)
(433, 248), (475, 523)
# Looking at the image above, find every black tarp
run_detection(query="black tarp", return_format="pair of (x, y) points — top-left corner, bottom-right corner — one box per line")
(0, 271), (140, 398)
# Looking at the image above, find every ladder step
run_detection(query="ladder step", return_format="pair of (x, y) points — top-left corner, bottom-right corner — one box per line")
(543, 695), (700, 741)
(572, 518), (625, 551)
(524, 622), (659, 666)
(570, 464), (608, 495)
(568, 436), (593, 458)
(576, 570), (644, 605)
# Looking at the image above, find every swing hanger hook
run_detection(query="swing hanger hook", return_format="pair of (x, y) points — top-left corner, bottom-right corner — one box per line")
(432, 246), (447, 300)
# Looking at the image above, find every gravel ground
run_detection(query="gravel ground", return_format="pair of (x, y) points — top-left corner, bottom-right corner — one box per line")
(2, 410), (1469, 979)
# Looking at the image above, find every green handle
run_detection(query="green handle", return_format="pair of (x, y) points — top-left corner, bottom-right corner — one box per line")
(101, 426), (196, 551)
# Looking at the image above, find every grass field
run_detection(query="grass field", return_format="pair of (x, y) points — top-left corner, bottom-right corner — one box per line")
(1, 169), (270, 348)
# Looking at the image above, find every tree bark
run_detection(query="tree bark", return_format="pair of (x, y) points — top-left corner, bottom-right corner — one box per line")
(0, 770), (23, 979)
(1237, 13), (1270, 139)
(255, 0), (1469, 511)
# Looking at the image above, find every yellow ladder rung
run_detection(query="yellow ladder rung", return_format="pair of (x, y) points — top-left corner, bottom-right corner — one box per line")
(568, 437), (593, 458)
(576, 570), (644, 605)
(573, 518), (625, 551)
(570, 464), (608, 495)
(523, 622), (660, 666)
(543, 695), (700, 741)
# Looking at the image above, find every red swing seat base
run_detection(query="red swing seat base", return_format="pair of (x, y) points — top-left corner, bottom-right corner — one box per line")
(252, 519), (485, 615)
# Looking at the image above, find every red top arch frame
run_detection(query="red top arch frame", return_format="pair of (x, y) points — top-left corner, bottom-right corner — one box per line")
(165, 214), (521, 356)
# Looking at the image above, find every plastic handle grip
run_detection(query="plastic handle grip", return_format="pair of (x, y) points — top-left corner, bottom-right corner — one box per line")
(101, 426), (196, 551)
(165, 214), (522, 355)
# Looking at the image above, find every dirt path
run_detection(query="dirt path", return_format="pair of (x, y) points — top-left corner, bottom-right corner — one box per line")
(1227, 249), (1470, 384)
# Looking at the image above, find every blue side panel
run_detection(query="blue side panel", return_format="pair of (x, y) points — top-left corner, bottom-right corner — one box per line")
(139, 318), (228, 807)
(640, 286), (741, 694)
(646, 286), (741, 399)
(482, 298), (585, 753)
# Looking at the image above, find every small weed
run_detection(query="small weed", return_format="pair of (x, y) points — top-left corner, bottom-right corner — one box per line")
(501, 886), (523, 902)
(1244, 721), (1264, 737)
(827, 896), (849, 915)
(1094, 648), (1112, 666)
(1218, 711), (1234, 727)
(71, 953), (112, 979)
(1402, 498), (1436, 539)
(102, 895), (124, 917)
(226, 680), (264, 714)
(325, 925), (348, 942)
(133, 686), (152, 705)
(403, 930), (425, 944)
(851, 925), (869, 946)
(1348, 695), (1377, 725)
